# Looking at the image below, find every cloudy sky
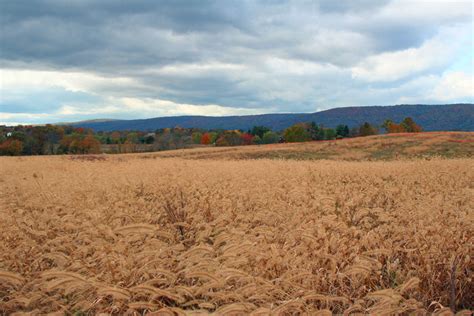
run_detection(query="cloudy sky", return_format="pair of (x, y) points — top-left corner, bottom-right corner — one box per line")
(0, 0), (473, 125)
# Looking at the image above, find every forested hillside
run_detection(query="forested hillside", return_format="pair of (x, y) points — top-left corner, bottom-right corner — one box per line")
(75, 104), (473, 132)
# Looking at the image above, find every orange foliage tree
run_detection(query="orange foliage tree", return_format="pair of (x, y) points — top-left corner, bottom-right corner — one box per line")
(79, 134), (101, 154)
(200, 133), (211, 145)
(401, 117), (422, 133)
(388, 123), (406, 133)
(0, 139), (23, 155)
(384, 117), (422, 134)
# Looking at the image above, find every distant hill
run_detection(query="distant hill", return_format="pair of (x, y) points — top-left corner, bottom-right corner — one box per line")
(74, 104), (474, 132)
(56, 119), (120, 126)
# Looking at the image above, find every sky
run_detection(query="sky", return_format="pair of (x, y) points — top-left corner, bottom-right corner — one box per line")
(0, 0), (473, 125)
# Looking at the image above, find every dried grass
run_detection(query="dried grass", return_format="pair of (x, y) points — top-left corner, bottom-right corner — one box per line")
(0, 143), (473, 314)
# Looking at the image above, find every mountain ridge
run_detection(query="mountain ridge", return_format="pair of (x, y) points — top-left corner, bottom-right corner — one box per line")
(74, 103), (474, 132)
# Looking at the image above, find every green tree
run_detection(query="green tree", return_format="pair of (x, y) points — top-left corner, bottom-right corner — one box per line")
(192, 132), (202, 144)
(126, 132), (139, 144)
(381, 119), (394, 133)
(359, 122), (378, 136)
(251, 126), (271, 138)
(317, 128), (326, 140)
(252, 135), (262, 144)
(284, 124), (311, 142)
(336, 125), (349, 137)
(309, 122), (321, 140)
(401, 117), (422, 133)
(262, 131), (279, 144)
(325, 128), (337, 140)
(207, 132), (218, 144)
(143, 135), (155, 144)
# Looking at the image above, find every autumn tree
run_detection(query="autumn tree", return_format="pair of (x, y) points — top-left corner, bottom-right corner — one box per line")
(383, 118), (422, 133)
(200, 133), (211, 145)
(79, 134), (101, 154)
(359, 122), (378, 136)
(284, 123), (311, 142)
(110, 131), (122, 144)
(388, 123), (406, 133)
(401, 117), (422, 133)
(382, 119), (403, 133)
(215, 131), (242, 146)
(0, 139), (23, 155)
(59, 134), (80, 153)
(240, 133), (254, 145)
(382, 119), (394, 132)
(154, 131), (174, 150)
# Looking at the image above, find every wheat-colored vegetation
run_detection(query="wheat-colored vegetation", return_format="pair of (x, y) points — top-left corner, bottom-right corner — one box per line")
(152, 132), (474, 161)
(0, 133), (473, 315)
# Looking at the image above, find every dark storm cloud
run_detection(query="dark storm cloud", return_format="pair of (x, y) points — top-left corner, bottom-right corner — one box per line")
(1, 1), (248, 69)
(1, 0), (432, 70)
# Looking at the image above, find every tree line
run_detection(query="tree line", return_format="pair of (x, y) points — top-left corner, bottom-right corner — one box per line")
(0, 117), (422, 156)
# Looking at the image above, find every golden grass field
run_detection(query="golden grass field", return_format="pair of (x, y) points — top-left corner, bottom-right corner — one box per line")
(152, 132), (474, 161)
(1, 133), (473, 315)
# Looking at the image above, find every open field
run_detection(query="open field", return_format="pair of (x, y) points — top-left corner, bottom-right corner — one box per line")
(0, 134), (473, 315)
(151, 132), (474, 161)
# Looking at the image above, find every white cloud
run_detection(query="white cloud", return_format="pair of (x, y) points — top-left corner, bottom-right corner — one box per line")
(154, 62), (246, 76)
(431, 71), (474, 101)
(0, 112), (50, 122)
(0, 122), (24, 126)
(377, 0), (473, 24)
(264, 57), (342, 76)
(120, 97), (269, 116)
(0, 69), (136, 94)
(351, 25), (469, 82)
(0, 97), (271, 126)
(57, 104), (122, 116)
(291, 29), (375, 66)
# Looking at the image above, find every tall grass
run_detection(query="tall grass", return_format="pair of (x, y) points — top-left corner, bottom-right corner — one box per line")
(0, 150), (473, 314)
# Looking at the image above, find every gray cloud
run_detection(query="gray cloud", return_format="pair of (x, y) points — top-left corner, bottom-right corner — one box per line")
(5, 0), (464, 69)
(0, 0), (472, 123)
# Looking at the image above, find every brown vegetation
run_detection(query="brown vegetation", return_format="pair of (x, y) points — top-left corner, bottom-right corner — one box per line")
(0, 133), (473, 314)
(150, 132), (474, 161)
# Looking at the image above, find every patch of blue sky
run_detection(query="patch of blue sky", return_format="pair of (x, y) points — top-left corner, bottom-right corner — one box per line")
(0, 87), (102, 114)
